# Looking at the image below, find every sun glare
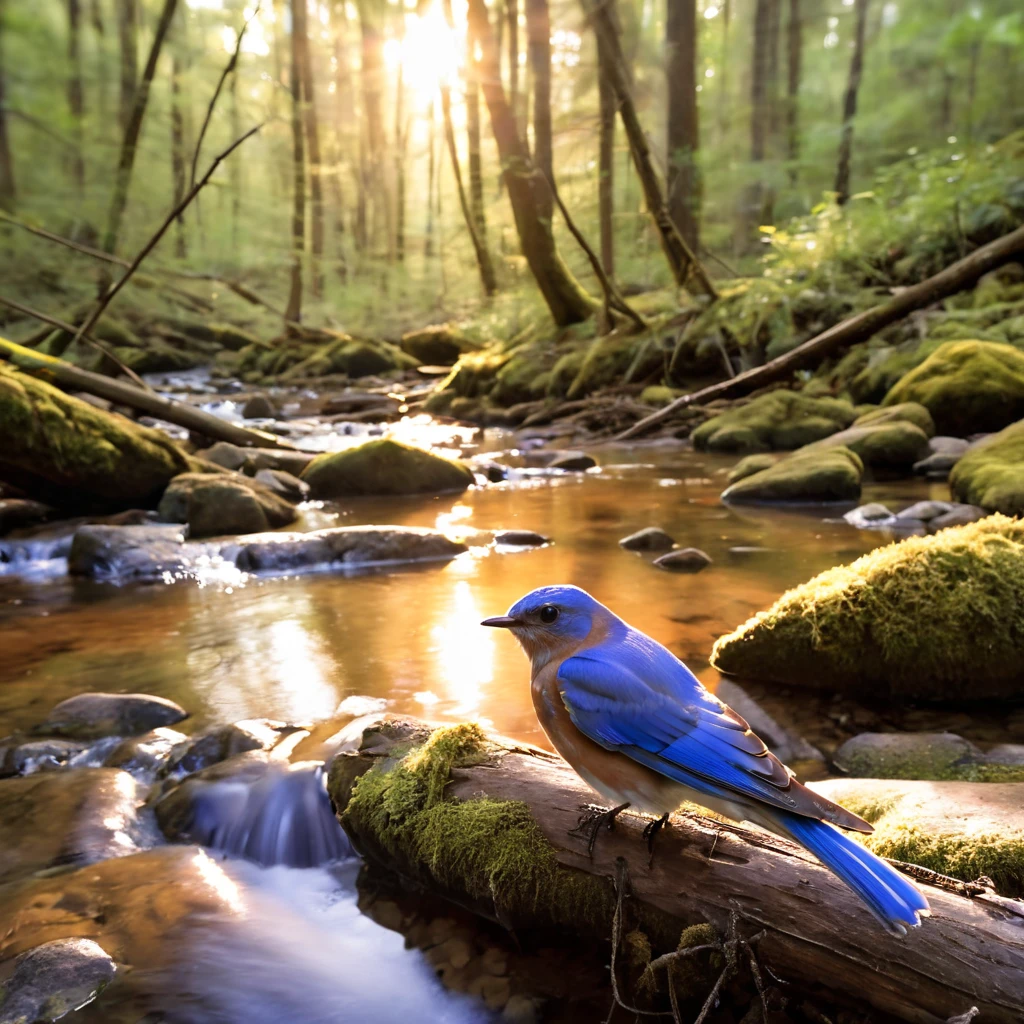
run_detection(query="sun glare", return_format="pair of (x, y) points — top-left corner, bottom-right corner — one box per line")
(384, 3), (464, 103)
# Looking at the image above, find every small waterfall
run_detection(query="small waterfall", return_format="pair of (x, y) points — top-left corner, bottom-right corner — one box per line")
(188, 761), (352, 868)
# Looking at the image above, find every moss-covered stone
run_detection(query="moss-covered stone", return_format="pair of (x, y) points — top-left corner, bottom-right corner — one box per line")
(566, 331), (662, 401)
(711, 513), (1024, 700)
(883, 340), (1024, 435)
(949, 419), (1024, 515)
(301, 439), (474, 498)
(804, 420), (931, 469)
(639, 385), (682, 406)
(400, 325), (482, 366)
(852, 402), (935, 437)
(158, 472), (298, 537)
(810, 778), (1024, 896)
(692, 391), (857, 454)
(0, 365), (197, 509)
(720, 446), (863, 504)
(726, 453), (778, 484)
(167, 320), (263, 352)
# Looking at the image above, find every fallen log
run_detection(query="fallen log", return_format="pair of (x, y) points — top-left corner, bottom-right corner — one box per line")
(616, 222), (1024, 440)
(330, 717), (1024, 1024)
(0, 335), (296, 450)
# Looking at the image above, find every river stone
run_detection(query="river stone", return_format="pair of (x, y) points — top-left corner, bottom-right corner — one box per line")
(103, 727), (189, 776)
(803, 421), (931, 469)
(852, 402), (935, 437)
(726, 453), (777, 484)
(653, 547), (711, 573)
(241, 393), (276, 419)
(67, 523), (200, 580)
(162, 719), (300, 778)
(37, 692), (187, 740)
(843, 502), (893, 528)
(195, 442), (316, 478)
(0, 499), (53, 536)
(158, 472), (298, 538)
(0, 769), (145, 883)
(949, 418), (1024, 516)
(253, 468), (310, 502)
(809, 778), (1024, 896)
(711, 513), (1024, 701)
(895, 500), (954, 523)
(619, 527), (675, 552)
(0, 938), (115, 1024)
(928, 505), (989, 531)
(548, 451), (597, 472)
(832, 732), (983, 780)
(194, 440), (250, 472)
(302, 439), (474, 498)
(492, 530), (549, 547)
(0, 738), (87, 777)
(400, 325), (480, 366)
(721, 447), (863, 504)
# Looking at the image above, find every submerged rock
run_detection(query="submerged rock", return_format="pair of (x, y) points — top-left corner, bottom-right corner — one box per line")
(37, 692), (187, 740)
(67, 523), (212, 580)
(241, 393), (276, 419)
(158, 472), (298, 538)
(721, 447), (863, 504)
(0, 938), (115, 1024)
(0, 498), (53, 536)
(692, 391), (856, 454)
(618, 527), (675, 552)
(302, 439), (474, 498)
(103, 727), (189, 776)
(809, 777), (1024, 896)
(548, 451), (597, 471)
(254, 467), (311, 502)
(950, 418), (1024, 515)
(883, 339), (1024, 435)
(163, 719), (301, 777)
(711, 513), (1023, 701)
(492, 530), (549, 547)
(653, 547), (712, 573)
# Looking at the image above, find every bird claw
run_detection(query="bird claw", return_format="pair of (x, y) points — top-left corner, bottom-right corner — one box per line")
(641, 813), (669, 866)
(569, 802), (630, 858)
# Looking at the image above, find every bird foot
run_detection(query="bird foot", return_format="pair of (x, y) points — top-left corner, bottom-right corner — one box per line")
(569, 802), (630, 858)
(642, 813), (670, 866)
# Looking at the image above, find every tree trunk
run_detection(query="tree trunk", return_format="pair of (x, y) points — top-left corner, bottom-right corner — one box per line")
(67, 0), (86, 194)
(617, 222), (1024, 439)
(506, 0), (519, 139)
(597, 29), (615, 278)
(393, 62), (405, 264)
(0, 2), (15, 213)
(525, 0), (552, 222)
(332, 719), (1024, 1024)
(466, 28), (488, 248)
(116, 0), (137, 135)
(765, 0), (781, 141)
(737, 0), (770, 253)
(284, 0), (306, 325)
(100, 0), (178, 262)
(715, 0), (730, 140)
(586, 0), (716, 298)
(425, 97), (436, 260)
(170, 48), (187, 258)
(356, 0), (391, 258)
(293, 0), (323, 293)
(834, 0), (869, 205)
(90, 0), (109, 127)
(665, 0), (699, 252)
(785, 0), (802, 185)
(329, 0), (350, 281)
(468, 0), (594, 325)
(228, 63), (242, 251)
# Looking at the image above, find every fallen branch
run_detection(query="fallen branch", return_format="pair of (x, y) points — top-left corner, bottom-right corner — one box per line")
(0, 334), (296, 450)
(331, 718), (1024, 1024)
(616, 222), (1024, 440)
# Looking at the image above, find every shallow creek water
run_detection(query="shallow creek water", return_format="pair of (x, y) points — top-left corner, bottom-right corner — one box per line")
(1, 404), (1019, 1023)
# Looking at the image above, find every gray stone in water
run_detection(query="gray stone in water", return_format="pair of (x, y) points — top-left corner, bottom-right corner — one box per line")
(895, 500), (954, 522)
(492, 530), (549, 547)
(843, 502), (894, 528)
(0, 938), (115, 1024)
(196, 440), (250, 472)
(653, 547), (712, 573)
(195, 442), (316, 478)
(163, 719), (301, 778)
(254, 468), (311, 503)
(37, 692), (188, 740)
(619, 527), (675, 552)
(104, 727), (189, 777)
(833, 732), (982, 780)
(548, 451), (597, 471)
(911, 452), (961, 479)
(242, 393), (276, 419)
(158, 472), (298, 538)
(0, 499), (54, 537)
(928, 505), (989, 531)
(0, 737), (87, 777)
(929, 435), (972, 456)
(68, 523), (197, 580)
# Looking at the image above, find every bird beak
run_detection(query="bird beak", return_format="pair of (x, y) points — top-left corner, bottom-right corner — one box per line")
(480, 615), (520, 628)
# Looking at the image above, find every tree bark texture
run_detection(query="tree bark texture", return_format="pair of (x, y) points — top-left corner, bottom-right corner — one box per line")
(67, 0), (86, 192)
(505, 0), (520, 141)
(665, 0), (700, 252)
(393, 62), (406, 263)
(597, 30), (615, 278)
(785, 0), (802, 184)
(356, 0), (391, 256)
(170, 48), (187, 258)
(525, 0), (552, 222)
(834, 0), (869, 204)
(116, 0), (137, 134)
(285, 0), (306, 325)
(0, 4), (15, 212)
(293, 0), (324, 292)
(466, 29), (488, 246)
(765, 0), (781, 139)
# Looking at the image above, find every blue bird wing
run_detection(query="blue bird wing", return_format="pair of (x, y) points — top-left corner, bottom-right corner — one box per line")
(555, 647), (869, 828)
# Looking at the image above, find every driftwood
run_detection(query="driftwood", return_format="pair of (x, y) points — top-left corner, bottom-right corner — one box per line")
(617, 222), (1024, 440)
(332, 719), (1024, 1024)
(0, 335), (295, 451)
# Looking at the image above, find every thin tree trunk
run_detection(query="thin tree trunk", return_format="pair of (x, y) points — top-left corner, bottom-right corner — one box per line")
(586, 0), (716, 297)
(737, 0), (770, 253)
(170, 49), (187, 258)
(466, 26), (488, 245)
(67, 0), (86, 194)
(293, 0), (323, 293)
(597, 29), (615, 277)
(785, 0), (802, 185)
(834, 0), (869, 204)
(116, 0), (137, 134)
(393, 62), (405, 263)
(228, 63), (242, 251)
(0, 0), (15, 212)
(526, 0), (552, 221)
(468, 0), (595, 324)
(765, 0), (781, 141)
(356, 0), (391, 258)
(425, 96), (436, 259)
(665, 0), (699, 251)
(965, 39), (980, 142)
(716, 0), (730, 140)
(284, 0), (306, 325)
(90, 0), (109, 128)
(100, 0), (178, 264)
(329, 0), (350, 281)
(506, 0), (519, 138)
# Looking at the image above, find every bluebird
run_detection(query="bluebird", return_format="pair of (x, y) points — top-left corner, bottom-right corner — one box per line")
(482, 584), (929, 934)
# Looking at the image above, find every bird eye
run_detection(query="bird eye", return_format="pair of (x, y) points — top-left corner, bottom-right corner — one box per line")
(539, 605), (559, 624)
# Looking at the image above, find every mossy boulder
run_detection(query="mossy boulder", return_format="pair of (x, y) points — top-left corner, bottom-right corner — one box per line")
(711, 514), (1024, 701)
(726, 453), (778, 484)
(301, 439), (474, 498)
(0, 365), (197, 509)
(566, 332), (662, 401)
(803, 421), (931, 469)
(809, 778), (1024, 896)
(949, 419), (1024, 515)
(400, 325), (481, 366)
(639, 385), (682, 406)
(852, 402), (934, 437)
(883, 340), (1024, 435)
(158, 472), (298, 538)
(720, 447), (863, 504)
(692, 391), (857, 454)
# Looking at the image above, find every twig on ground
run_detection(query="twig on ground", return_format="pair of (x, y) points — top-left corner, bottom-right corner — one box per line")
(0, 212), (130, 267)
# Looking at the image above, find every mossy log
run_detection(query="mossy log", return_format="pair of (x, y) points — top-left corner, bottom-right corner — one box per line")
(330, 717), (1024, 1024)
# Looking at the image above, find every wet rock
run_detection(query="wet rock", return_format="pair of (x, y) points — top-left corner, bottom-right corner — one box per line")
(253, 468), (311, 503)
(809, 777), (1024, 896)
(400, 325), (481, 366)
(67, 523), (212, 580)
(950, 418), (1024, 516)
(163, 719), (300, 777)
(852, 402), (935, 437)
(619, 527), (675, 552)
(0, 499), (53, 536)
(195, 442), (316, 478)
(913, 435), (970, 478)
(103, 727), (188, 776)
(843, 502), (893, 528)
(0, 938), (115, 1024)
(320, 392), (402, 417)
(803, 421), (931, 469)
(711, 513), (1024, 701)
(158, 472), (298, 538)
(493, 530), (549, 547)
(37, 692), (187, 740)
(0, 738), (87, 777)
(895, 500), (954, 523)
(726, 453), (777, 484)
(653, 547), (711, 573)
(883, 339), (1024, 435)
(194, 440), (250, 472)
(928, 504), (989, 531)
(722, 447), (863, 504)
(241, 393), (276, 419)
(547, 451), (597, 472)
(0, 768), (145, 883)
(302, 439), (474, 498)
(477, 460), (509, 483)
(833, 732), (984, 780)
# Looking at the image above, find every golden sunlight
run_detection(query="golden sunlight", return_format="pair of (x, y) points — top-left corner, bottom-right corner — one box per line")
(383, 3), (465, 104)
